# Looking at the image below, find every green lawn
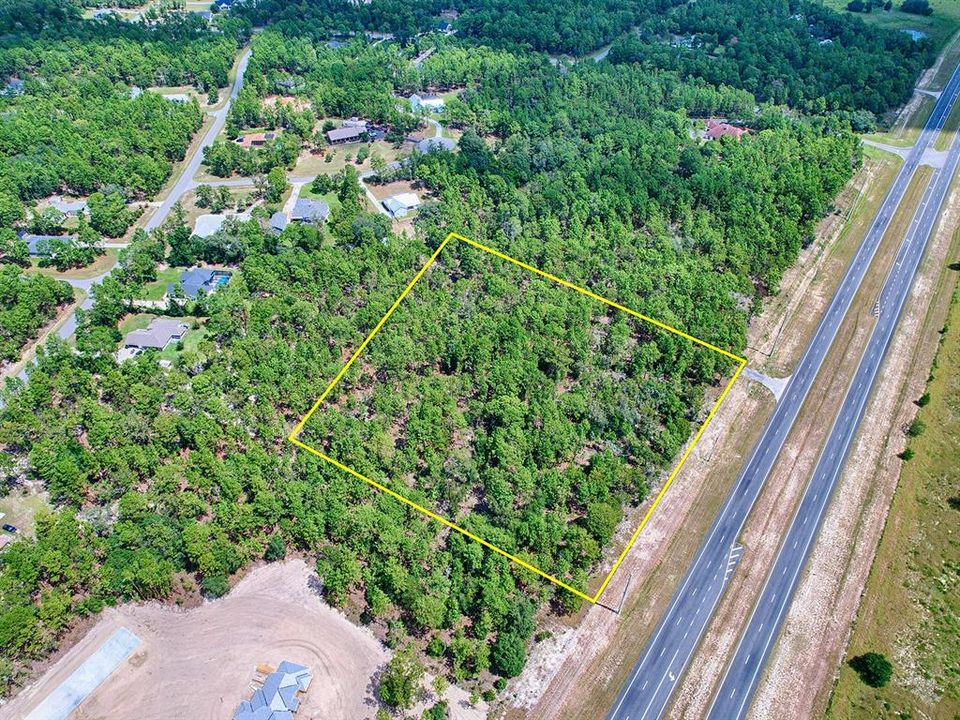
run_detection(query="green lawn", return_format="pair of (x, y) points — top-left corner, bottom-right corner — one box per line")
(159, 324), (205, 362)
(297, 186), (341, 212)
(27, 249), (119, 281)
(139, 267), (181, 301)
(0, 491), (51, 539)
(118, 313), (157, 335)
(118, 313), (204, 362)
(817, 0), (960, 52)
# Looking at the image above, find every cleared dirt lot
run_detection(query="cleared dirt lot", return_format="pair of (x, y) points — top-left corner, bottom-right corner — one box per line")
(1, 560), (388, 720)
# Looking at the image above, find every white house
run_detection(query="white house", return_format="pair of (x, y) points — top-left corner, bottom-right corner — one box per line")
(382, 192), (421, 219)
(409, 93), (445, 113)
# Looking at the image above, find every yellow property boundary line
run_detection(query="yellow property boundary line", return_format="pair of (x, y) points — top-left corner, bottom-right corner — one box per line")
(289, 232), (747, 603)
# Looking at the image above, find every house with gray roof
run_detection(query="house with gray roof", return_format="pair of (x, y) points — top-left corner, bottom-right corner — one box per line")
(417, 137), (456, 153)
(410, 93), (445, 113)
(169, 267), (232, 299)
(269, 211), (288, 234)
(290, 198), (329, 224)
(382, 192), (421, 219)
(123, 319), (188, 351)
(233, 661), (312, 720)
(49, 196), (88, 216)
(326, 125), (365, 144)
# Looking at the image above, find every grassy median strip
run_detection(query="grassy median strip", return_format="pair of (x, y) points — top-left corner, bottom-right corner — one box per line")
(827, 230), (960, 720)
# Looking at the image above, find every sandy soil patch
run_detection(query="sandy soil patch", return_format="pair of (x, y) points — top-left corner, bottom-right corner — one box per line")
(1, 559), (488, 720)
(365, 179), (420, 202)
(0, 560), (388, 720)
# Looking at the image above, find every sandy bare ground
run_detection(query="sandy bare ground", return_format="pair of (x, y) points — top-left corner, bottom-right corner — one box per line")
(1, 559), (488, 720)
(747, 176), (960, 720)
(1, 560), (387, 720)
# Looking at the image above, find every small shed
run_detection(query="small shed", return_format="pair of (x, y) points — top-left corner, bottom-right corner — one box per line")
(269, 212), (289, 234)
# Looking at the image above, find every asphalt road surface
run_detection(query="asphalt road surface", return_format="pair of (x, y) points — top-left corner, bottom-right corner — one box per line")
(144, 47), (252, 232)
(2, 48), (253, 389)
(607, 61), (960, 720)
(707, 76), (960, 720)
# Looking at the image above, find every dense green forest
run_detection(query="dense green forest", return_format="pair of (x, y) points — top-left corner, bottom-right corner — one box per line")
(236, 0), (931, 116)
(0, 26), (860, 697)
(0, 11), (244, 221)
(0, 267), (72, 363)
(607, 0), (932, 114)
(0, 0), (930, 704)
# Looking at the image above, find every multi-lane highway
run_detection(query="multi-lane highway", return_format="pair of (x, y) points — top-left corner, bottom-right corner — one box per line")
(607, 60), (960, 720)
(707, 76), (960, 720)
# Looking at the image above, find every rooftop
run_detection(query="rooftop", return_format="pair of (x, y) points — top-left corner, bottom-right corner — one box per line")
(171, 267), (233, 299)
(49, 196), (87, 215)
(269, 211), (288, 232)
(326, 126), (364, 143)
(19, 233), (77, 256)
(193, 212), (251, 238)
(383, 192), (421, 218)
(124, 318), (188, 350)
(417, 137), (456, 153)
(233, 662), (312, 720)
(290, 198), (330, 223)
(704, 119), (747, 141)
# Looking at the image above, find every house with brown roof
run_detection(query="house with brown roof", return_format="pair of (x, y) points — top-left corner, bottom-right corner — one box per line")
(704, 119), (747, 141)
(236, 132), (277, 149)
(326, 125), (365, 144)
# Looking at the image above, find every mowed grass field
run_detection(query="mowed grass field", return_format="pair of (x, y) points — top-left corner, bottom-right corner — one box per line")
(818, 0), (960, 51)
(826, 244), (960, 720)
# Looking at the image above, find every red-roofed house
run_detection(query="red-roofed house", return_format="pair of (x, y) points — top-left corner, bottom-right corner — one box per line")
(236, 131), (277, 149)
(704, 119), (747, 141)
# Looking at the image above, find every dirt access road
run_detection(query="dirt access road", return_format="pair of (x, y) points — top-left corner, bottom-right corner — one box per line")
(1, 560), (489, 720)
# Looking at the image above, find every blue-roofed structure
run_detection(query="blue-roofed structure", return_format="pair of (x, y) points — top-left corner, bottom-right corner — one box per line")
(233, 662), (311, 720)
(168, 267), (232, 299)
(3, 77), (24, 96)
(417, 137), (456, 153)
(19, 233), (77, 256)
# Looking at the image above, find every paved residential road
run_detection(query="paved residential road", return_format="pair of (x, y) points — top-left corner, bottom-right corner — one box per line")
(607, 61), (960, 720)
(707, 75), (960, 720)
(3, 48), (253, 387)
(144, 47), (253, 232)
